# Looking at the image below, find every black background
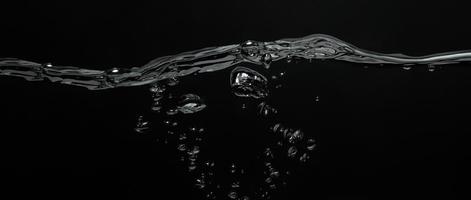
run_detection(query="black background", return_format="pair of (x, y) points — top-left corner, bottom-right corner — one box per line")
(1, 0), (469, 199)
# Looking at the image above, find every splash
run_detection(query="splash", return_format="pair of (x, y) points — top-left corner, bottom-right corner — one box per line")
(2, 34), (471, 90)
(2, 33), (468, 199)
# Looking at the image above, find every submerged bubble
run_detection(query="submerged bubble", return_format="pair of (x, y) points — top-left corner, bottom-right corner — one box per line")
(228, 190), (238, 199)
(299, 153), (309, 162)
(230, 66), (269, 99)
(402, 66), (412, 70)
(287, 146), (298, 158)
(258, 102), (278, 117)
(306, 139), (316, 151)
(288, 129), (304, 143)
(177, 144), (187, 151)
(240, 40), (262, 57)
(176, 94), (206, 114)
(428, 64), (436, 72)
(261, 53), (272, 68)
(134, 115), (150, 134)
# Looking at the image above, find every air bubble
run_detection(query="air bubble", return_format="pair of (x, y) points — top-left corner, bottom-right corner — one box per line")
(230, 66), (269, 99)
(179, 132), (188, 139)
(134, 115), (150, 134)
(299, 153), (309, 162)
(262, 53), (272, 68)
(206, 191), (216, 199)
(428, 64), (436, 72)
(288, 129), (304, 143)
(287, 146), (298, 158)
(264, 148), (274, 160)
(177, 144), (187, 151)
(176, 94), (206, 114)
(230, 163), (237, 173)
(306, 139), (316, 151)
(402, 66), (412, 70)
(258, 102), (278, 117)
(166, 108), (178, 115)
(228, 190), (238, 199)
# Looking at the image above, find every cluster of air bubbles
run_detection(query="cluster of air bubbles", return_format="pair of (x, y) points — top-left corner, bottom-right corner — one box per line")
(240, 40), (262, 58)
(176, 94), (207, 114)
(164, 76), (179, 86)
(149, 83), (168, 113)
(230, 66), (269, 99)
(257, 102), (278, 117)
(134, 115), (150, 134)
(270, 123), (316, 162)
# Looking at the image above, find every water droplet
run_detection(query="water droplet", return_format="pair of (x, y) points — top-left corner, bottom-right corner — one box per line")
(306, 139), (316, 151)
(287, 146), (298, 157)
(176, 94), (206, 114)
(230, 66), (269, 99)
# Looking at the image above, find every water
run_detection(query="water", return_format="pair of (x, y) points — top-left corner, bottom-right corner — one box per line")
(1, 34), (467, 199)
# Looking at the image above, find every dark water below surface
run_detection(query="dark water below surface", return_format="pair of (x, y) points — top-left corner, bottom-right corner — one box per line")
(1, 34), (468, 199)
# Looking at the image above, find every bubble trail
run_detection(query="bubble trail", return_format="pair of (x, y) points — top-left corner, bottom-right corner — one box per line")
(2, 34), (471, 89)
